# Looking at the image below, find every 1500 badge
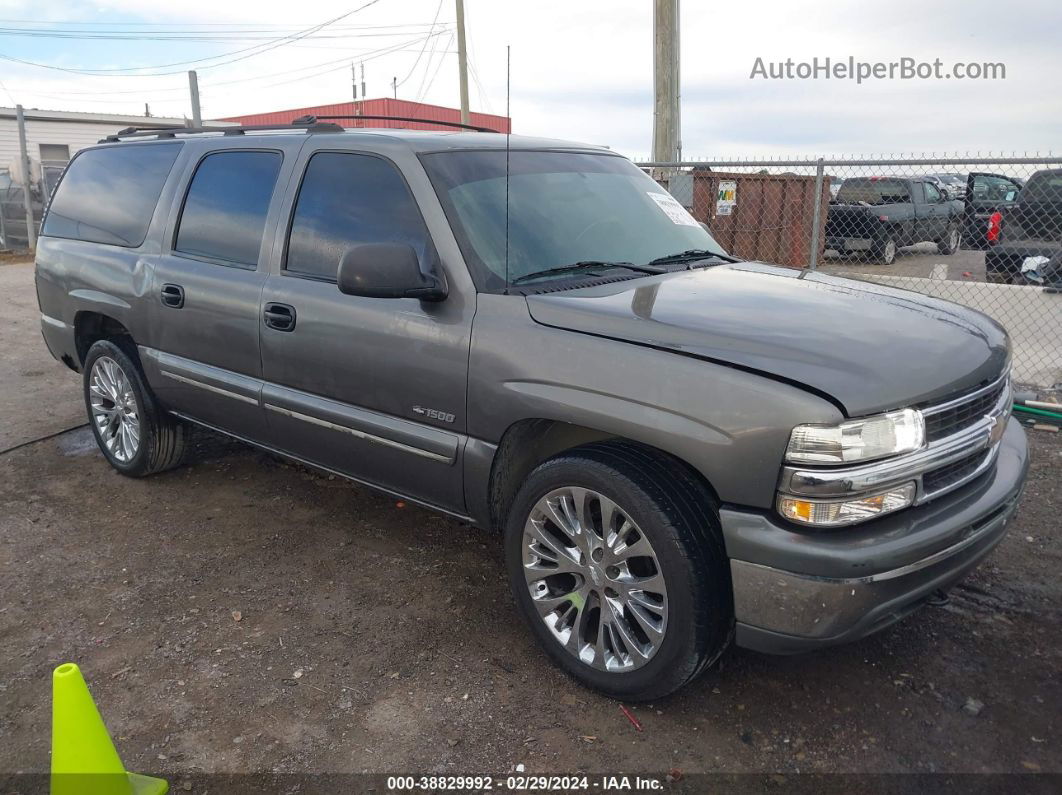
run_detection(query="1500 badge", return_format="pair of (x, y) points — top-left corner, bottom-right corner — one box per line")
(412, 406), (456, 423)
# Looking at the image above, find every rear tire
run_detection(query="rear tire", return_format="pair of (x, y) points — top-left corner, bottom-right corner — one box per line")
(936, 223), (961, 255)
(504, 442), (732, 700)
(83, 339), (187, 477)
(872, 236), (898, 265)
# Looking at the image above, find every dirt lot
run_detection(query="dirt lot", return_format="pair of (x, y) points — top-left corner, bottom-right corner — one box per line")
(1, 259), (1060, 791)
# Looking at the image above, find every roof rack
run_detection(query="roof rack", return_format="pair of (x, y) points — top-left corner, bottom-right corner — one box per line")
(292, 114), (499, 133)
(98, 120), (344, 143)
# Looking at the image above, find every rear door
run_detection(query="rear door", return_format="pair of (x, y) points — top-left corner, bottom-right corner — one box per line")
(964, 172), (1021, 249)
(144, 138), (299, 443)
(257, 145), (474, 514)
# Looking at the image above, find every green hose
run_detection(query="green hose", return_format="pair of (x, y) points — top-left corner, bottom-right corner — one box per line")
(1014, 403), (1062, 421)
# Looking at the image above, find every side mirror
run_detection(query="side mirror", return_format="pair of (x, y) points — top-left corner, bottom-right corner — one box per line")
(938, 188), (951, 201)
(337, 243), (447, 301)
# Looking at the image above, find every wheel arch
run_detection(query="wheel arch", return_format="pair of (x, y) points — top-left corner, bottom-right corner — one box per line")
(485, 418), (722, 533)
(74, 311), (133, 367)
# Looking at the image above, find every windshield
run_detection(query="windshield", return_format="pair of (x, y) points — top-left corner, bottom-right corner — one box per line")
(421, 150), (726, 290)
(836, 178), (911, 204)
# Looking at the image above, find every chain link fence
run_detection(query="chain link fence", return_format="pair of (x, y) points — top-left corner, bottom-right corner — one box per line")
(0, 167), (43, 252)
(639, 155), (1062, 389)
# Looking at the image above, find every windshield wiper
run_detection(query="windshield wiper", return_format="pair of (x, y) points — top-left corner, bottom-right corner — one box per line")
(511, 261), (665, 285)
(647, 249), (738, 266)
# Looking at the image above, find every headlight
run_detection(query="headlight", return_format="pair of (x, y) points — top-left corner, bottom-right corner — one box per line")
(778, 482), (916, 527)
(785, 408), (925, 465)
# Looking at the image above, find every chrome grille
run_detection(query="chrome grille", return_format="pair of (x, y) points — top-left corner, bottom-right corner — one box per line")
(924, 376), (1010, 442)
(922, 448), (992, 495)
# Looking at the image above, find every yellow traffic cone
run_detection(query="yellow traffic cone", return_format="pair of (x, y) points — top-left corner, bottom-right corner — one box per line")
(51, 662), (168, 795)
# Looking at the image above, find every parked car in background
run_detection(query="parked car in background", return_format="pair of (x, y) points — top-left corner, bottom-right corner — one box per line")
(986, 168), (1062, 282)
(825, 176), (964, 264)
(962, 171), (1023, 251)
(35, 125), (1027, 699)
(927, 173), (968, 200)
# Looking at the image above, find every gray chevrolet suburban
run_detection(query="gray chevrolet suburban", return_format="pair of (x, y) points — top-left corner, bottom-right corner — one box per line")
(35, 121), (1029, 700)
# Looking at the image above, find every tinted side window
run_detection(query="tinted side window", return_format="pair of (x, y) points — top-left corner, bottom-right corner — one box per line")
(924, 182), (941, 203)
(175, 150), (282, 267)
(42, 143), (180, 247)
(286, 152), (430, 281)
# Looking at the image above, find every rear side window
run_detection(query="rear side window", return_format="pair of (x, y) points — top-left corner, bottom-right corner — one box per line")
(42, 143), (180, 247)
(836, 179), (911, 205)
(175, 150), (282, 267)
(285, 152), (430, 281)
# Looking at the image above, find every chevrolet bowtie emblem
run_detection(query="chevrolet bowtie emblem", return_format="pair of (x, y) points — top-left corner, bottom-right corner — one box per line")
(989, 412), (1007, 445)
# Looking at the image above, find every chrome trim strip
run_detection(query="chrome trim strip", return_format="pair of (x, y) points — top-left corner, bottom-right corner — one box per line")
(40, 313), (69, 330)
(263, 403), (453, 464)
(159, 370), (259, 406)
(921, 370), (1010, 416)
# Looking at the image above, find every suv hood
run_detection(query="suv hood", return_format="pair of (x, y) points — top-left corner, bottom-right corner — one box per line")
(525, 263), (1009, 417)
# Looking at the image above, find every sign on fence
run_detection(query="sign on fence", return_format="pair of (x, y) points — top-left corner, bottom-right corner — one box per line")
(716, 180), (737, 216)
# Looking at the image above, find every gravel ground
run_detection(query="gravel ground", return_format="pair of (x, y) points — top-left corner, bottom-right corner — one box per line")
(821, 243), (988, 281)
(1, 257), (1059, 791)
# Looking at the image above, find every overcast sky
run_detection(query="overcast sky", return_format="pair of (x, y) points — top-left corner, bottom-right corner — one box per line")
(1, 0), (1057, 159)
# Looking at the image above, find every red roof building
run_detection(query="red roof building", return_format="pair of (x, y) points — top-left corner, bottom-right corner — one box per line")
(219, 98), (510, 133)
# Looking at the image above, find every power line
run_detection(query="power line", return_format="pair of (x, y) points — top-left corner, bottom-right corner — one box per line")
(0, 27), (450, 42)
(420, 31), (454, 100)
(8, 34), (449, 97)
(0, 0), (388, 76)
(7, 31), (450, 104)
(396, 0), (445, 88)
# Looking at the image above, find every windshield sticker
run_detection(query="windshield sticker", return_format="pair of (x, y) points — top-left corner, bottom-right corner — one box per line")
(647, 191), (701, 227)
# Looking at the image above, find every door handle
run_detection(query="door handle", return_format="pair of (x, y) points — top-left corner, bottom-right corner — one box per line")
(160, 283), (184, 309)
(264, 302), (296, 332)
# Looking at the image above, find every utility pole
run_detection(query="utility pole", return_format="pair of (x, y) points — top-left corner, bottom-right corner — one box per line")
(360, 63), (366, 100)
(392, 76), (397, 98)
(187, 70), (202, 127)
(352, 63), (357, 100)
(651, 0), (681, 168)
(15, 104), (36, 250)
(455, 0), (470, 124)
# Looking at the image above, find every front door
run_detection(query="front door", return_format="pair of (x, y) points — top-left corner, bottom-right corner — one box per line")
(258, 148), (474, 514)
(920, 181), (948, 241)
(146, 142), (293, 442)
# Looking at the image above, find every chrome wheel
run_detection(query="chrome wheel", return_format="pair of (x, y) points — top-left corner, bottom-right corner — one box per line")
(89, 356), (140, 463)
(882, 239), (897, 264)
(949, 227), (960, 251)
(522, 487), (668, 672)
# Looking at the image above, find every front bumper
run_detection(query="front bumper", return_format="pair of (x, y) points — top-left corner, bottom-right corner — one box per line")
(723, 417), (1029, 654)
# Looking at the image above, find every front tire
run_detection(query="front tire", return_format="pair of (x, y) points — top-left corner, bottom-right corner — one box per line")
(504, 443), (732, 700)
(83, 339), (187, 477)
